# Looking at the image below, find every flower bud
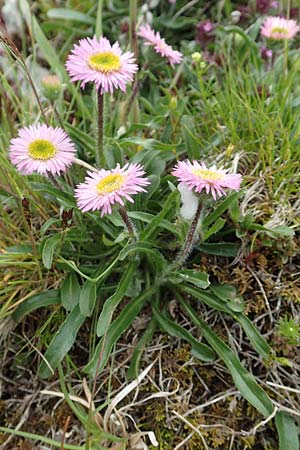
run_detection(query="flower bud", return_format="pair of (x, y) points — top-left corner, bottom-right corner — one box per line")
(41, 75), (61, 102)
(231, 10), (241, 24)
(170, 95), (177, 111)
(192, 52), (202, 63)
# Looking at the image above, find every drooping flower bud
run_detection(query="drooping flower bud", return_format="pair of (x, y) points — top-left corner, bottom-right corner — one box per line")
(41, 75), (62, 102)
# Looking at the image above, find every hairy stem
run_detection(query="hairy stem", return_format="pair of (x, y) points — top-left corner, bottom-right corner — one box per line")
(96, 89), (105, 167)
(119, 206), (136, 237)
(176, 201), (202, 266)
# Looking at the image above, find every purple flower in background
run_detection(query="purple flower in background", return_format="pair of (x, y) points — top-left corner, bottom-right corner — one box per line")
(256, 0), (277, 14)
(195, 20), (216, 47)
(260, 46), (273, 60)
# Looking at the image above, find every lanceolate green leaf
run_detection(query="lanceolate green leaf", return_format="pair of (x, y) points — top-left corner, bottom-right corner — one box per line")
(97, 261), (137, 337)
(153, 305), (215, 362)
(197, 242), (240, 257)
(42, 234), (61, 269)
(236, 314), (272, 360)
(202, 218), (226, 241)
(85, 287), (155, 377)
(128, 211), (180, 236)
(275, 411), (299, 450)
(181, 285), (272, 359)
(141, 190), (178, 241)
(12, 290), (61, 323)
(61, 273), (81, 312)
(119, 242), (167, 270)
(38, 306), (86, 379)
(178, 295), (274, 417)
(202, 191), (242, 229)
(79, 281), (97, 317)
(47, 8), (95, 24)
(30, 182), (75, 207)
(169, 269), (210, 290)
(127, 318), (157, 379)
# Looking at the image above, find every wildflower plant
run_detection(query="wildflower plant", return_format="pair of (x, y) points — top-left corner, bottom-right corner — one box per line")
(66, 35), (138, 166)
(1, 1), (298, 448)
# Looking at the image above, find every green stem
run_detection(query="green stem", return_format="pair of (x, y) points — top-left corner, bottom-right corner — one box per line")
(129, 0), (138, 59)
(96, 89), (105, 167)
(175, 200), (202, 267)
(0, 426), (90, 450)
(95, 0), (104, 38)
(85, 333), (107, 450)
(57, 363), (87, 425)
(284, 40), (289, 77)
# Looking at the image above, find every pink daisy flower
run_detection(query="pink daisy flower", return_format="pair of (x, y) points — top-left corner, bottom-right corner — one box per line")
(260, 16), (300, 40)
(65, 36), (138, 94)
(9, 124), (76, 175)
(137, 24), (183, 66)
(172, 161), (242, 200)
(75, 163), (150, 216)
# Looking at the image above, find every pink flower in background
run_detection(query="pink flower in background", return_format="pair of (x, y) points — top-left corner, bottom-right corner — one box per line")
(75, 163), (150, 216)
(66, 36), (138, 93)
(172, 161), (242, 200)
(9, 124), (76, 175)
(137, 24), (183, 66)
(256, 0), (277, 14)
(261, 16), (299, 40)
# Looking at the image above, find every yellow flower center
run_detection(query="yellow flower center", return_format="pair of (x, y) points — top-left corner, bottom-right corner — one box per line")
(97, 173), (125, 194)
(271, 27), (288, 35)
(88, 52), (121, 73)
(192, 169), (224, 181)
(28, 139), (56, 160)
